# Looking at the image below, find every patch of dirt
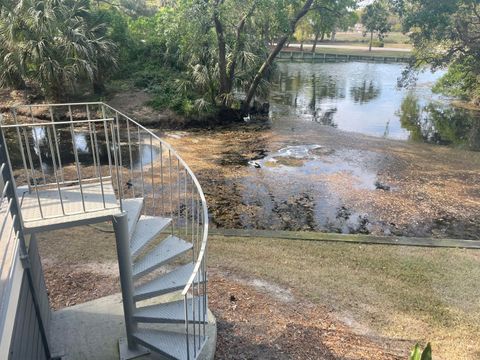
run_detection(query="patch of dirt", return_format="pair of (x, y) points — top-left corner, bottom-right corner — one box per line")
(108, 90), (188, 128)
(41, 255), (404, 359)
(0, 88), (29, 111)
(44, 265), (119, 309)
(209, 271), (404, 360)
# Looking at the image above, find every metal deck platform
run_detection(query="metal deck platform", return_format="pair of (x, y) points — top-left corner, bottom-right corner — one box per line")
(18, 182), (120, 232)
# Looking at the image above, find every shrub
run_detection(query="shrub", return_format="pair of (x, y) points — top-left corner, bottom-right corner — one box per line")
(409, 343), (432, 360)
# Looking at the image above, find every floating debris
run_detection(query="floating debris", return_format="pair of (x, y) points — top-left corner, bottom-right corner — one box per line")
(374, 181), (391, 191)
(248, 160), (261, 168)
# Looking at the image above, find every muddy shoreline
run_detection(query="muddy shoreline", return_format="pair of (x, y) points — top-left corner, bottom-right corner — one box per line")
(2, 87), (479, 240)
(161, 119), (480, 240)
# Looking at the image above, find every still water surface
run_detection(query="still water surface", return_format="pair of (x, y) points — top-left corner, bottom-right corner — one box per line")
(269, 62), (480, 150)
(209, 60), (480, 236)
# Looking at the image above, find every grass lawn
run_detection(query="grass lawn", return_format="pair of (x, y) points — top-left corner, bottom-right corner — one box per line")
(326, 42), (412, 49)
(208, 235), (480, 360)
(37, 227), (480, 359)
(313, 47), (410, 58)
(332, 31), (411, 45)
(283, 45), (411, 59)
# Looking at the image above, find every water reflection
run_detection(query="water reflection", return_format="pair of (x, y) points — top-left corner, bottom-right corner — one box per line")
(312, 107), (338, 126)
(350, 80), (380, 104)
(398, 94), (480, 150)
(9, 126), (160, 171)
(268, 63), (427, 139)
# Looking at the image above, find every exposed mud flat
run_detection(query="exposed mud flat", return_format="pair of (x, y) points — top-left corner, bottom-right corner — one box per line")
(3, 85), (479, 240)
(161, 119), (480, 240)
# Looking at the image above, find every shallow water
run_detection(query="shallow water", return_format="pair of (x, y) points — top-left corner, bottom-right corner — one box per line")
(167, 62), (480, 238)
(27, 127), (159, 174)
(270, 62), (480, 149)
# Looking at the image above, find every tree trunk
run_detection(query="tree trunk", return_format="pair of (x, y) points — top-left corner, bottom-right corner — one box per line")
(93, 81), (105, 95)
(312, 30), (320, 53)
(213, 10), (228, 96)
(243, 0), (314, 112)
(226, 12), (250, 93)
(369, 31), (373, 51)
(300, 41), (304, 51)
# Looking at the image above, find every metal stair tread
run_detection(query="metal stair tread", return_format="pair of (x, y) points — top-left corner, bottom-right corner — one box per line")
(122, 198), (144, 239)
(133, 235), (193, 279)
(133, 296), (207, 324)
(134, 262), (205, 301)
(130, 216), (171, 258)
(132, 328), (204, 360)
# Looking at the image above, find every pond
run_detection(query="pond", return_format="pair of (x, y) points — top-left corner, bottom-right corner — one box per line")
(270, 62), (480, 150)
(164, 60), (480, 239)
(7, 126), (160, 174)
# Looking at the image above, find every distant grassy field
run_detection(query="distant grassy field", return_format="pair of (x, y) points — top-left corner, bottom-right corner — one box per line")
(332, 31), (411, 45)
(283, 45), (411, 59)
(209, 235), (480, 360)
(38, 225), (479, 359)
(324, 42), (412, 49)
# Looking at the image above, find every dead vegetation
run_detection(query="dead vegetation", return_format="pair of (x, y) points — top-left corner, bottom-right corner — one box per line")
(210, 271), (403, 360)
(36, 226), (480, 359)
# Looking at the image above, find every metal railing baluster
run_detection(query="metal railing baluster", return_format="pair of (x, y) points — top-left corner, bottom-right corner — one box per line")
(150, 134), (155, 216)
(193, 279), (196, 358)
(46, 127), (65, 215)
(159, 141), (165, 216)
(49, 107), (64, 183)
(137, 128), (145, 212)
(184, 293), (190, 360)
(191, 184), (195, 262)
(126, 118), (135, 198)
(197, 270), (201, 347)
(184, 168), (188, 238)
(177, 159), (181, 230)
(86, 105), (98, 177)
(196, 199), (201, 347)
(12, 109), (30, 191)
(196, 197), (200, 258)
(92, 122), (106, 209)
(69, 106), (86, 212)
(103, 117), (113, 181)
(202, 256), (207, 340)
(29, 106), (46, 185)
(110, 122), (123, 211)
(22, 128), (43, 218)
(168, 150), (174, 231)
(115, 112), (124, 203)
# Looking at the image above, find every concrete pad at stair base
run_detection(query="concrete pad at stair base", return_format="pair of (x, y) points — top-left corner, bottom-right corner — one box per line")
(50, 292), (216, 360)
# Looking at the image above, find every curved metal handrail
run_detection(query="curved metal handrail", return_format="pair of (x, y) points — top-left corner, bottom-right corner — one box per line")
(5, 102), (209, 357)
(101, 104), (209, 297)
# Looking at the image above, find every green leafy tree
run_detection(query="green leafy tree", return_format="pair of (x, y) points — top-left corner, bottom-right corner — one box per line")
(151, 0), (322, 112)
(124, 0), (355, 116)
(0, 0), (117, 99)
(395, 0), (480, 105)
(361, 0), (391, 51)
(309, 0), (357, 52)
(243, 0), (320, 112)
(294, 18), (313, 51)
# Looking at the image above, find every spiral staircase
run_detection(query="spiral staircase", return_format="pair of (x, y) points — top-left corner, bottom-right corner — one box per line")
(1, 102), (209, 360)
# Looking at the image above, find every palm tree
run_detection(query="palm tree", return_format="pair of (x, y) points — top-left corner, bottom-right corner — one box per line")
(0, 0), (117, 99)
